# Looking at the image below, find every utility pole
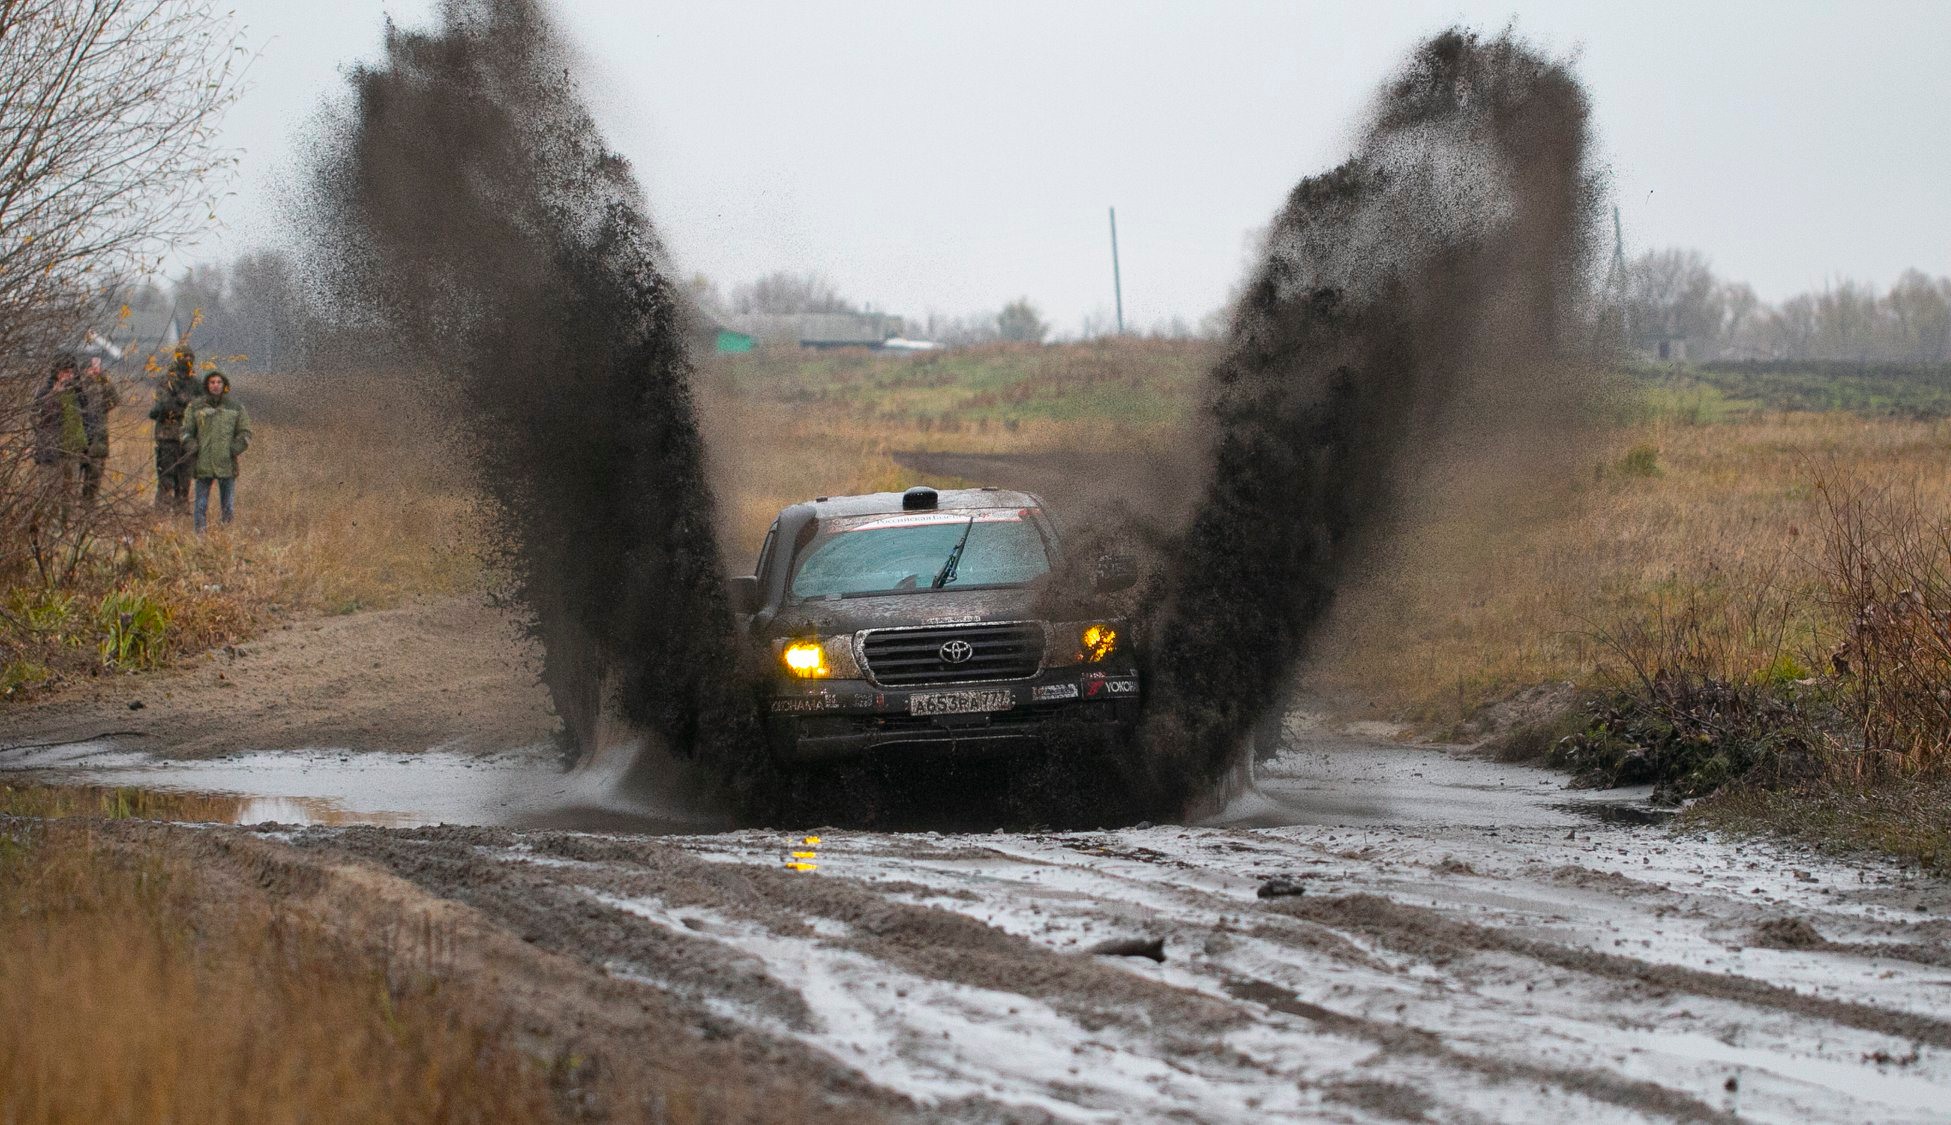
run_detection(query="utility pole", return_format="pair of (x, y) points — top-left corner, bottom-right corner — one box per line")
(1108, 206), (1124, 336)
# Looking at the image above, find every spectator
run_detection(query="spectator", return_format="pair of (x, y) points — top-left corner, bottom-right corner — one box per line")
(79, 352), (119, 504)
(148, 346), (197, 512)
(30, 353), (108, 517)
(180, 370), (251, 533)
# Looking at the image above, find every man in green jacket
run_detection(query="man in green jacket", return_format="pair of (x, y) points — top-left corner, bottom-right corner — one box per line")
(180, 370), (251, 533)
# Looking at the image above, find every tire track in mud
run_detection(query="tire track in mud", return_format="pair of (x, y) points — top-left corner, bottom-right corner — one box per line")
(1222, 977), (1732, 1123)
(1272, 892), (1951, 1049)
(304, 826), (1252, 1050)
(667, 821), (1950, 1120)
(275, 812), (1949, 1121)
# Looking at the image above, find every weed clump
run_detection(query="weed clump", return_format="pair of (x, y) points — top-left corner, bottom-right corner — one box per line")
(1551, 676), (1831, 801)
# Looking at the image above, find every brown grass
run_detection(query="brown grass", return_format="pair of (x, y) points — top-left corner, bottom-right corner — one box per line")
(0, 819), (557, 1124)
(1309, 413), (1951, 723)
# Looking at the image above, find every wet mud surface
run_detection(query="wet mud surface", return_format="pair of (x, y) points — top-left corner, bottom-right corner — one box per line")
(7, 731), (1948, 1121)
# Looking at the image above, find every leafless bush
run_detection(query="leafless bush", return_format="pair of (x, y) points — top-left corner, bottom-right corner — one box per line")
(1816, 472), (1951, 776)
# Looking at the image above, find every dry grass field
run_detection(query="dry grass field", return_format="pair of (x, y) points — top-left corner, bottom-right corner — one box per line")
(0, 808), (557, 1124)
(1315, 411), (1951, 721)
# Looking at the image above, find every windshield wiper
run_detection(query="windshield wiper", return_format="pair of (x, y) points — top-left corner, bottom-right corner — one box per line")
(931, 516), (977, 589)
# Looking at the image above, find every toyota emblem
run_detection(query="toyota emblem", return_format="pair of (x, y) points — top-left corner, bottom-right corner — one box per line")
(939, 639), (975, 664)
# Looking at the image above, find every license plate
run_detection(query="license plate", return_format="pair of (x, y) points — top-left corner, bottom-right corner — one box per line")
(908, 689), (1013, 716)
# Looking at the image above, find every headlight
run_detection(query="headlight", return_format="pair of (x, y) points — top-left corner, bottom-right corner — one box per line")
(782, 640), (827, 678)
(1077, 623), (1117, 663)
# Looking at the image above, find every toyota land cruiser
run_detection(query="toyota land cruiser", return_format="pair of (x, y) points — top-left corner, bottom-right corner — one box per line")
(727, 486), (1139, 764)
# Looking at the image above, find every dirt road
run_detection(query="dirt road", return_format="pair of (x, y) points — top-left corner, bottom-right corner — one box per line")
(0, 597), (556, 759)
(7, 723), (1948, 1121)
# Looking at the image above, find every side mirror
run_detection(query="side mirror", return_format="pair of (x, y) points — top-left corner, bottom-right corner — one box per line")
(726, 575), (761, 615)
(1092, 554), (1138, 594)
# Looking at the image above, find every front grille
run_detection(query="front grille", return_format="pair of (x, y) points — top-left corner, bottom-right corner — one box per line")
(859, 622), (1044, 686)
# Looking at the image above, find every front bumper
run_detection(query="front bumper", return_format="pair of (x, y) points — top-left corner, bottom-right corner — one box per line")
(764, 667), (1140, 763)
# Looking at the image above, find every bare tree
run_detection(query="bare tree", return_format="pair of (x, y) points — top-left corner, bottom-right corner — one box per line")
(1624, 248), (1723, 353)
(729, 270), (855, 316)
(1884, 270), (1951, 363)
(0, 0), (244, 588)
(0, 0), (244, 362)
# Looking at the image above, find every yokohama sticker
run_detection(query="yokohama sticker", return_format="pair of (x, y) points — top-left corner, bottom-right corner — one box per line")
(770, 694), (836, 714)
(1085, 678), (1139, 698)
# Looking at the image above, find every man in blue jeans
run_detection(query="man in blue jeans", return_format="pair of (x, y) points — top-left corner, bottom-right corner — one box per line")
(180, 371), (252, 532)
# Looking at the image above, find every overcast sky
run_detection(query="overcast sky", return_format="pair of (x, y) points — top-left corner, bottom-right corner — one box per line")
(200, 0), (1951, 338)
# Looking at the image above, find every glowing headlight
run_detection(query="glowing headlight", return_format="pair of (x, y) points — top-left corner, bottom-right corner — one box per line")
(782, 640), (828, 678)
(1078, 624), (1117, 663)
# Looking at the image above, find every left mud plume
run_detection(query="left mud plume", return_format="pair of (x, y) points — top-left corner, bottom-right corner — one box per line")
(303, 0), (764, 794)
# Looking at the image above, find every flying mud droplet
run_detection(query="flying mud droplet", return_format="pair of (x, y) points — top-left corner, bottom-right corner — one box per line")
(300, 0), (765, 801)
(1114, 29), (1604, 816)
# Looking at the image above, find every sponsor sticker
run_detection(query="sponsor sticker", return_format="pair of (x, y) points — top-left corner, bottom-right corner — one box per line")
(770, 693), (837, 714)
(1084, 678), (1139, 698)
(1033, 683), (1080, 702)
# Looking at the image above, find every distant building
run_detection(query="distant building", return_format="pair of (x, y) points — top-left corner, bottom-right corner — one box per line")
(684, 309), (755, 354)
(724, 312), (906, 350)
(1635, 333), (1690, 363)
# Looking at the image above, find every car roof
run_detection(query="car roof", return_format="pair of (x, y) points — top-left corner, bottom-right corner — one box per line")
(794, 486), (1042, 519)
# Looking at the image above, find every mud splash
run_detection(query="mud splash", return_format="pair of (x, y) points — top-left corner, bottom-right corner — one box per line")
(1121, 30), (1602, 816)
(304, 0), (763, 796)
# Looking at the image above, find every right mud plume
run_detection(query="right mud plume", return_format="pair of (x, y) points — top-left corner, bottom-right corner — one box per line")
(1130, 29), (1601, 811)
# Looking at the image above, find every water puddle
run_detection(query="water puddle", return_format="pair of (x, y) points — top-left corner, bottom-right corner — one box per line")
(0, 743), (728, 833)
(0, 781), (399, 826)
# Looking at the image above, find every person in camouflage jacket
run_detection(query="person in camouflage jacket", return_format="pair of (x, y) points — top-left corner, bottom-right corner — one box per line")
(80, 353), (119, 503)
(30, 353), (108, 515)
(180, 370), (251, 532)
(149, 347), (198, 512)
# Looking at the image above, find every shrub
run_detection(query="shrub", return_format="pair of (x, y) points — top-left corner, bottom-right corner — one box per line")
(1618, 443), (1661, 477)
(1815, 472), (1951, 776)
(1551, 677), (1829, 801)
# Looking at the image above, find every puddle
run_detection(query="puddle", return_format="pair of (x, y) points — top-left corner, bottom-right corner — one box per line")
(0, 744), (730, 833)
(0, 781), (398, 826)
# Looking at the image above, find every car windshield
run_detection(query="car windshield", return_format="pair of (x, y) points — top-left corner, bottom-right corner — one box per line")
(789, 509), (1051, 599)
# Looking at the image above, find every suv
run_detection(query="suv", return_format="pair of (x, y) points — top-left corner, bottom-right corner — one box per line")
(728, 486), (1139, 764)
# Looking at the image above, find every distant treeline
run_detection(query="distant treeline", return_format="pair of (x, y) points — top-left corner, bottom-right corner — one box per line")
(1618, 249), (1951, 364)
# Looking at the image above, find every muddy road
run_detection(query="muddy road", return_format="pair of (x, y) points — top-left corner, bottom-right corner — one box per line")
(6, 710), (1949, 1121)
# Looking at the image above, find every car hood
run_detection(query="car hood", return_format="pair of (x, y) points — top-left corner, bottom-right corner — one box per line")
(765, 585), (1042, 638)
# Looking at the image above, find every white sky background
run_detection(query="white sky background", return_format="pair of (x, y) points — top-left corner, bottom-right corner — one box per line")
(198, 0), (1951, 338)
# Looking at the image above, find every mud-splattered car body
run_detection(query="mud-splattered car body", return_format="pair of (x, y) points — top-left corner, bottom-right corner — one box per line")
(730, 487), (1138, 763)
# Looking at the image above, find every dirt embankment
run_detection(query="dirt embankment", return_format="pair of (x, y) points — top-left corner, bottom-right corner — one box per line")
(0, 597), (554, 759)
